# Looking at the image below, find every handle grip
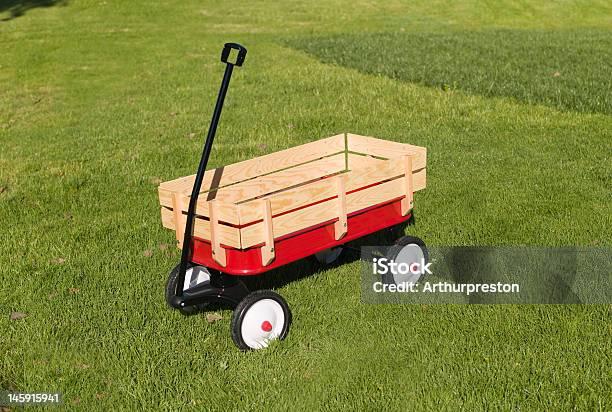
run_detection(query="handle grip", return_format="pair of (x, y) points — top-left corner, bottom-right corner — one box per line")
(221, 42), (247, 66)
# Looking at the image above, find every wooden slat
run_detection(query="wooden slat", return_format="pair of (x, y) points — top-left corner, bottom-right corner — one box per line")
(223, 152), (383, 205)
(260, 199), (275, 266)
(160, 207), (241, 248)
(160, 154), (346, 209)
(238, 175), (337, 225)
(401, 155), (414, 216)
(334, 175), (347, 240)
(347, 153), (387, 170)
(158, 152), (348, 225)
(347, 133), (426, 170)
(241, 169), (426, 248)
(210, 153), (347, 204)
(237, 156), (425, 225)
(209, 201), (227, 266)
(159, 186), (241, 224)
(159, 153), (384, 225)
(345, 156), (423, 193)
(171, 193), (186, 248)
(159, 133), (346, 195)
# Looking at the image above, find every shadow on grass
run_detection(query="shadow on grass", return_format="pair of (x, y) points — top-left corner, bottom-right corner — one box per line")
(197, 221), (411, 313)
(285, 29), (611, 114)
(0, 0), (67, 21)
(242, 220), (410, 292)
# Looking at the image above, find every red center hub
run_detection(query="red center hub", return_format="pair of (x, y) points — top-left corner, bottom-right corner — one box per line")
(261, 321), (272, 332)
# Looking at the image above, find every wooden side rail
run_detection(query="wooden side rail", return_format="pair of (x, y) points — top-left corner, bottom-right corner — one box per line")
(261, 199), (275, 266)
(401, 155), (414, 216)
(334, 175), (348, 240)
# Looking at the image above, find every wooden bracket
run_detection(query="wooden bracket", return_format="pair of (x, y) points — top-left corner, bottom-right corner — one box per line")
(261, 199), (275, 266)
(209, 200), (227, 267)
(171, 193), (185, 249)
(334, 175), (348, 240)
(401, 155), (414, 216)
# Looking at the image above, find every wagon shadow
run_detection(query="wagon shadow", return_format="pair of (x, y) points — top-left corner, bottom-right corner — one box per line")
(0, 0), (67, 21)
(240, 221), (410, 292)
(199, 220), (411, 313)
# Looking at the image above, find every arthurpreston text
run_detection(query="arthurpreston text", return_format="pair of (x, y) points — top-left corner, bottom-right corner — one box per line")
(373, 281), (520, 296)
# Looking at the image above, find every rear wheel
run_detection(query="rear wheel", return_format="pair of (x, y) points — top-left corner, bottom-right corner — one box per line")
(385, 223), (405, 241)
(231, 290), (291, 350)
(313, 247), (343, 265)
(383, 236), (429, 286)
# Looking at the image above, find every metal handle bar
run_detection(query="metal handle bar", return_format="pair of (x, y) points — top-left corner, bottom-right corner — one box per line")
(175, 43), (247, 297)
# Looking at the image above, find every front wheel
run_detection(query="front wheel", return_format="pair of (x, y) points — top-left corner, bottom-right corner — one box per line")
(165, 264), (211, 315)
(231, 290), (291, 350)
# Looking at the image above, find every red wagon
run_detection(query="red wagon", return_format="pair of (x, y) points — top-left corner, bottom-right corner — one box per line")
(158, 43), (428, 350)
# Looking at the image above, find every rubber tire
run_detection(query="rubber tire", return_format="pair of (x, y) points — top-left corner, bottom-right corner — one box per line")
(385, 223), (405, 241)
(231, 290), (292, 351)
(165, 264), (209, 315)
(312, 247), (344, 265)
(383, 236), (429, 285)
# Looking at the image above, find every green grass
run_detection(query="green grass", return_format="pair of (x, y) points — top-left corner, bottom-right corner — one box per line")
(287, 29), (612, 114)
(1, 0), (611, 410)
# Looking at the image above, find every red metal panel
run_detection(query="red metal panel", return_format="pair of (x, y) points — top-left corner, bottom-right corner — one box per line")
(191, 198), (410, 276)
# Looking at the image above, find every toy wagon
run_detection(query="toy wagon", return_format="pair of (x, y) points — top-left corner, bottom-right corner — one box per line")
(158, 43), (428, 350)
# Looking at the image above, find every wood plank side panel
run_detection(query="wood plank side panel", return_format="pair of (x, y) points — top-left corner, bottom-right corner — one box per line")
(334, 175), (347, 240)
(158, 133), (428, 251)
(209, 200), (227, 266)
(211, 153), (347, 204)
(238, 156), (425, 225)
(401, 155), (414, 216)
(202, 200), (240, 225)
(171, 193), (185, 248)
(241, 169), (426, 248)
(160, 207), (241, 248)
(260, 199), (275, 266)
(159, 188), (241, 225)
(347, 153), (387, 169)
(347, 133), (427, 170)
(160, 152), (372, 225)
(158, 153), (348, 225)
(159, 133), (346, 194)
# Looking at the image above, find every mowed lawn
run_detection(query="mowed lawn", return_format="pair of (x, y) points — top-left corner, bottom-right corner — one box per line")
(1, 0), (611, 410)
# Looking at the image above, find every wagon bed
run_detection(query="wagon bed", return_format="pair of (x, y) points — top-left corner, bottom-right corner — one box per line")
(158, 132), (426, 275)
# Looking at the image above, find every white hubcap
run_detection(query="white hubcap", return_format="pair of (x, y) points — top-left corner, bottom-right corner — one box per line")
(392, 244), (425, 285)
(183, 266), (211, 291)
(241, 299), (285, 349)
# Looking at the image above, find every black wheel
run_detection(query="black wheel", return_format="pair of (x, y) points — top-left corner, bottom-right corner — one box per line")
(385, 223), (405, 240)
(165, 264), (211, 315)
(383, 236), (429, 286)
(312, 247), (343, 265)
(231, 290), (291, 350)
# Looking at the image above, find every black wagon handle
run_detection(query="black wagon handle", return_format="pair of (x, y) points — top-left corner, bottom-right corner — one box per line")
(221, 42), (247, 66)
(175, 43), (247, 298)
